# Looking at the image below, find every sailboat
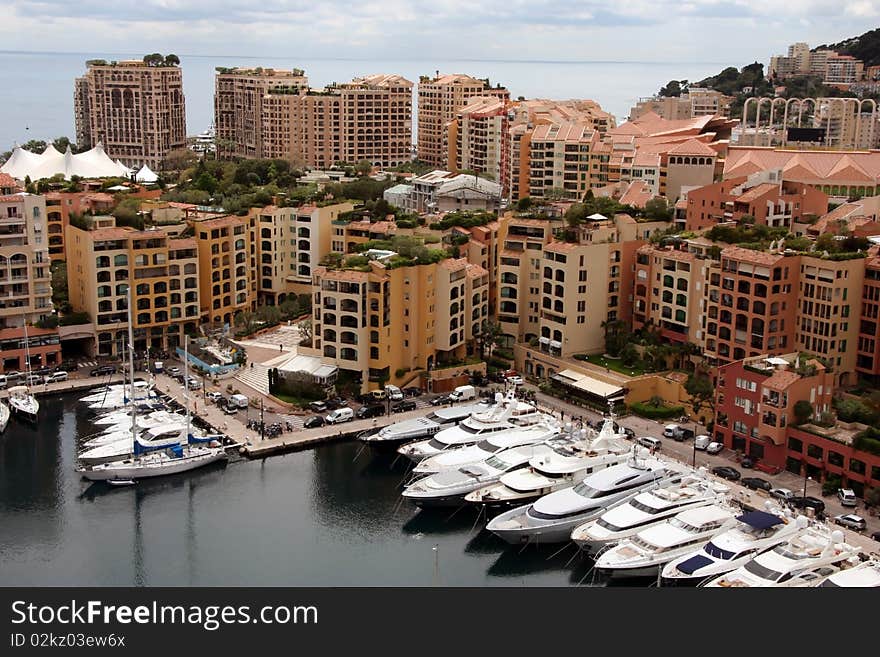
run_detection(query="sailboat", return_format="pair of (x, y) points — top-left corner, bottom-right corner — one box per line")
(77, 291), (228, 482)
(8, 321), (39, 422)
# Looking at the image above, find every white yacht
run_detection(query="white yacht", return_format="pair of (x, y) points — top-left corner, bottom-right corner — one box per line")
(7, 385), (39, 422)
(360, 401), (491, 451)
(79, 422), (189, 465)
(701, 525), (861, 587)
(594, 503), (739, 579)
(465, 417), (631, 511)
(92, 400), (166, 425)
(817, 559), (880, 588)
(486, 449), (677, 545)
(0, 400), (9, 433)
(84, 411), (186, 446)
(661, 505), (801, 585)
(571, 474), (729, 555)
(398, 392), (545, 463)
(402, 443), (555, 508)
(412, 419), (559, 475)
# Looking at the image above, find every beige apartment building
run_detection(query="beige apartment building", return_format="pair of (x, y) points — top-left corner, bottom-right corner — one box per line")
(629, 88), (733, 121)
(66, 218), (200, 356)
(447, 96), (509, 183)
(250, 201), (355, 303)
(215, 67), (309, 160)
(188, 215), (256, 327)
(74, 59), (187, 168)
(217, 72), (413, 168)
(0, 184), (52, 330)
(312, 256), (488, 391)
(417, 73), (509, 167)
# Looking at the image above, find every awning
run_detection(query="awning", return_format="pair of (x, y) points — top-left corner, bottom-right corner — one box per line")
(736, 510), (783, 530)
(551, 369), (624, 400)
(538, 337), (550, 345)
(675, 554), (714, 575)
(549, 340), (562, 349)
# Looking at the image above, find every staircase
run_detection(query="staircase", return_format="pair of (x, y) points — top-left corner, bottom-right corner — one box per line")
(235, 363), (270, 396)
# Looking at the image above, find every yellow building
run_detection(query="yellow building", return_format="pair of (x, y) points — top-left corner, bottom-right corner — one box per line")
(66, 219), (200, 356)
(313, 256), (488, 391)
(188, 215), (256, 327)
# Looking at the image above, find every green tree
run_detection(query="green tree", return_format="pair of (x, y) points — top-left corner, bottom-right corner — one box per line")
(297, 318), (313, 347)
(164, 53), (180, 66)
(355, 159), (373, 176)
(643, 197), (672, 222)
(601, 319), (629, 357)
(477, 320), (503, 360)
(685, 369), (714, 422)
(564, 203), (588, 229)
(234, 310), (257, 335)
(794, 400), (814, 425)
(516, 197), (532, 212)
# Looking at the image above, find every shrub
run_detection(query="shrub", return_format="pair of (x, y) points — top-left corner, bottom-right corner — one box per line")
(487, 356), (511, 369)
(629, 401), (685, 420)
(394, 367), (410, 379)
(493, 348), (515, 361)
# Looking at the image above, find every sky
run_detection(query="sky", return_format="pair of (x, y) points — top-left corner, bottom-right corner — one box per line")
(2, 0), (879, 64)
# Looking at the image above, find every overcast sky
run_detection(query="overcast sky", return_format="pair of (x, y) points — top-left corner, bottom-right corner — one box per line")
(2, 1), (878, 64)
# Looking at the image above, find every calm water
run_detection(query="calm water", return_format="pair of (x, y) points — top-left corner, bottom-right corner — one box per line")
(0, 50), (726, 151)
(0, 395), (611, 586)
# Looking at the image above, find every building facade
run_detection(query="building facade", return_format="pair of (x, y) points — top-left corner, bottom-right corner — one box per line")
(74, 59), (187, 168)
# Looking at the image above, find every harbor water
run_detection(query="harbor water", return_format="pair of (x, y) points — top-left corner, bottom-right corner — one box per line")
(0, 394), (608, 586)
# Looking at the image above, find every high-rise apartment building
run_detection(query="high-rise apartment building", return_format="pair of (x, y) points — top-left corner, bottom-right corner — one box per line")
(215, 67), (309, 160)
(66, 219), (200, 356)
(74, 59), (187, 168)
(417, 74), (509, 167)
(312, 256), (488, 391)
(447, 96), (509, 184)
(216, 72), (413, 168)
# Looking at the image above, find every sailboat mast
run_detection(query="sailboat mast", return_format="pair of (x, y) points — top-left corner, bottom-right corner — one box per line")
(127, 285), (136, 452)
(22, 319), (31, 389)
(184, 335), (191, 439)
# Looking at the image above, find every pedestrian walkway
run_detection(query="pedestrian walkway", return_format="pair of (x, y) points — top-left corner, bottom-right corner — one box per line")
(235, 362), (270, 396)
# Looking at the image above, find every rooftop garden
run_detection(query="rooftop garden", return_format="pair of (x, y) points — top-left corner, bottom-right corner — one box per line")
(428, 210), (496, 230)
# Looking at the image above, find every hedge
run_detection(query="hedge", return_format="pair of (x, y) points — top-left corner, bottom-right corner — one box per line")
(487, 356), (511, 369)
(629, 401), (684, 420)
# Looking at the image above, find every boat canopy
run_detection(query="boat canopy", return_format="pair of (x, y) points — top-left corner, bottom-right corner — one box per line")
(675, 554), (714, 575)
(736, 510), (783, 530)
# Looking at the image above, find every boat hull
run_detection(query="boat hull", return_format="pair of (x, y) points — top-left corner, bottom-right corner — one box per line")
(405, 492), (470, 508)
(78, 450), (227, 481)
(0, 403), (9, 433)
(597, 563), (663, 579)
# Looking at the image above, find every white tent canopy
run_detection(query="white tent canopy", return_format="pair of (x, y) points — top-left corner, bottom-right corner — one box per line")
(135, 164), (158, 183)
(0, 143), (134, 181)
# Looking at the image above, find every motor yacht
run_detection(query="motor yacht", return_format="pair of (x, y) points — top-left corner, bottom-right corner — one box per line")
(661, 504), (800, 585)
(402, 443), (555, 508)
(594, 503), (739, 579)
(92, 401), (168, 426)
(360, 417), (441, 451)
(817, 558), (880, 588)
(0, 401), (9, 433)
(486, 449), (677, 545)
(398, 391), (546, 463)
(83, 411), (186, 447)
(571, 474), (729, 555)
(701, 524), (861, 587)
(412, 420), (559, 475)
(465, 417), (631, 511)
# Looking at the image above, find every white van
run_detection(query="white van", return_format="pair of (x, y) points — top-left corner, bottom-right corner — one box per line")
(229, 394), (249, 409)
(637, 436), (662, 451)
(694, 434), (711, 450)
(449, 385), (476, 402)
(385, 384), (403, 401)
(0, 374), (7, 389)
(325, 407), (354, 424)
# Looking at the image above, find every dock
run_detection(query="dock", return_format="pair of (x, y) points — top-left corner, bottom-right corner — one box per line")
(0, 373), (137, 399)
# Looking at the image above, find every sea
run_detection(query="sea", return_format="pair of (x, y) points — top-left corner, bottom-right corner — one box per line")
(0, 393), (632, 587)
(0, 50), (727, 152)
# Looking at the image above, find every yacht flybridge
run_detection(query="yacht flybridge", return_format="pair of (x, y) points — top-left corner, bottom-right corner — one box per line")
(486, 448), (679, 545)
(661, 504), (801, 585)
(465, 415), (631, 511)
(398, 391), (546, 463)
(571, 473), (730, 555)
(701, 524), (861, 587)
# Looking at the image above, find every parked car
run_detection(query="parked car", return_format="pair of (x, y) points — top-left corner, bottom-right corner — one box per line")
(26, 374), (42, 386)
(706, 442), (724, 454)
(694, 435), (711, 450)
(356, 404), (385, 420)
(304, 415), (326, 429)
(711, 466), (741, 481)
(833, 514), (867, 531)
(308, 400), (328, 413)
(741, 476), (772, 491)
(167, 367), (181, 377)
(789, 496), (826, 515)
(392, 400), (417, 413)
(430, 395), (451, 406)
(636, 436), (662, 451)
(90, 365), (116, 377)
(186, 377), (201, 390)
(325, 397), (347, 410)
(44, 371), (68, 384)
(402, 387), (423, 398)
(770, 488), (795, 501)
(223, 404), (238, 415)
(871, 531), (880, 543)
(56, 360), (79, 372)
(384, 385), (404, 401)
(505, 375), (524, 386)
(838, 488), (858, 507)
(740, 456), (754, 469)
(206, 391), (223, 403)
